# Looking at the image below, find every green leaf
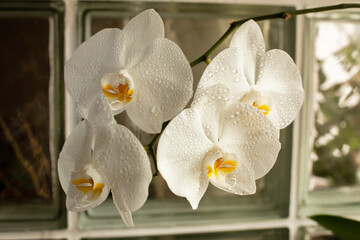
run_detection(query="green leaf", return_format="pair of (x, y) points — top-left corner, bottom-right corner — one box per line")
(310, 214), (360, 240)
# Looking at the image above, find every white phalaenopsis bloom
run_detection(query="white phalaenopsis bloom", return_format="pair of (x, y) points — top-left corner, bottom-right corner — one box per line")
(58, 96), (152, 226)
(65, 9), (193, 134)
(157, 85), (281, 209)
(195, 20), (304, 129)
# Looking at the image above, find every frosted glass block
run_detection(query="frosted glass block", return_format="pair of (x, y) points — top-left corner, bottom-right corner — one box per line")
(0, 1), (65, 230)
(297, 227), (340, 240)
(299, 10), (360, 216)
(310, 22), (360, 191)
(310, 236), (339, 240)
(76, 1), (295, 229)
(83, 228), (288, 240)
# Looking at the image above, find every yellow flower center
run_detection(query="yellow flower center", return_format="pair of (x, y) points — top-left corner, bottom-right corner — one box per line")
(102, 75), (134, 104)
(71, 177), (104, 199)
(206, 157), (237, 179)
(253, 102), (271, 115)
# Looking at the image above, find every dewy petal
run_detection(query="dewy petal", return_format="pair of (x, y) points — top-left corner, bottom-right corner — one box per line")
(230, 19), (266, 86)
(230, 162), (257, 195)
(114, 112), (154, 146)
(119, 211), (134, 227)
(65, 29), (125, 118)
(87, 95), (115, 127)
(126, 38), (193, 134)
(219, 102), (281, 180)
(87, 95), (117, 161)
(121, 9), (165, 69)
(58, 120), (110, 211)
(157, 108), (214, 209)
(191, 84), (231, 144)
(93, 123), (152, 226)
(256, 49), (304, 129)
(194, 48), (250, 103)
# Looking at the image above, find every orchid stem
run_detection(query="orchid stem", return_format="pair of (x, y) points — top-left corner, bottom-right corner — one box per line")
(145, 121), (169, 177)
(205, 57), (212, 65)
(149, 147), (158, 178)
(190, 3), (360, 67)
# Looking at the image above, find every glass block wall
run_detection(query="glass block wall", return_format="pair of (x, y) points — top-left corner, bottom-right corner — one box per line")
(0, 0), (65, 231)
(299, 10), (360, 217)
(0, 1), (359, 240)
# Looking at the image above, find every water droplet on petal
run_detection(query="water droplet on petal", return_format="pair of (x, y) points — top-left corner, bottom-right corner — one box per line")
(151, 105), (159, 114)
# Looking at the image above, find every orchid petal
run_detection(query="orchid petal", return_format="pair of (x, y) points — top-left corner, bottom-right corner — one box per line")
(127, 37), (193, 133)
(230, 20), (265, 86)
(219, 103), (281, 179)
(121, 9), (165, 68)
(65, 29), (125, 118)
(119, 211), (134, 227)
(93, 123), (152, 226)
(58, 121), (110, 211)
(256, 49), (304, 129)
(87, 95), (115, 127)
(87, 95), (116, 161)
(191, 84), (231, 144)
(194, 48), (249, 102)
(114, 111), (154, 146)
(230, 162), (257, 195)
(157, 108), (213, 209)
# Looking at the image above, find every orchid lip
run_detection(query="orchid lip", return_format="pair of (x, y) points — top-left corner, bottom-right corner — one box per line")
(202, 149), (238, 190)
(240, 89), (272, 115)
(101, 70), (135, 112)
(71, 164), (106, 202)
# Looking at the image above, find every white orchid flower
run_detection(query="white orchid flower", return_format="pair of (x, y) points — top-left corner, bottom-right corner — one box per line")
(65, 9), (193, 134)
(157, 85), (281, 209)
(195, 20), (304, 129)
(58, 96), (152, 226)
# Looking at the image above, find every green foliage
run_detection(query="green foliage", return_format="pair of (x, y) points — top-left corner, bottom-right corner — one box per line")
(312, 40), (360, 188)
(310, 215), (360, 240)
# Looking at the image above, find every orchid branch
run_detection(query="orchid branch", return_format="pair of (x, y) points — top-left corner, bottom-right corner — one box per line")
(145, 121), (169, 177)
(148, 3), (360, 178)
(190, 3), (360, 67)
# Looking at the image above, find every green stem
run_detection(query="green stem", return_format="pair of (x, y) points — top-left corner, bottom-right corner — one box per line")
(149, 147), (158, 178)
(145, 121), (169, 177)
(190, 3), (360, 67)
(205, 57), (212, 65)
